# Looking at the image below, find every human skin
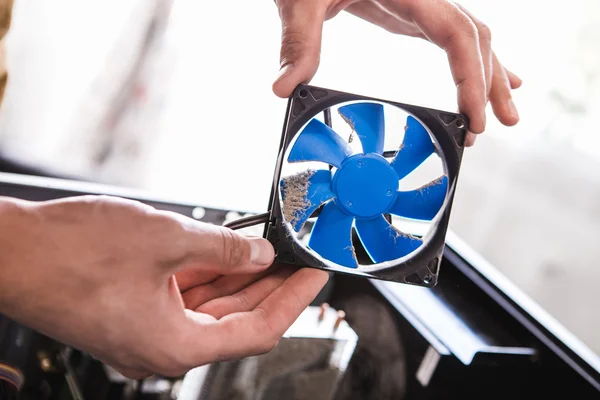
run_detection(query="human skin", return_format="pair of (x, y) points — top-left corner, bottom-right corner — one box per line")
(0, 195), (329, 379)
(272, 0), (523, 146)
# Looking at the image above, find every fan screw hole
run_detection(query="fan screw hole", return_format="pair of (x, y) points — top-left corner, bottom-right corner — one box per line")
(346, 201), (353, 207)
(423, 274), (432, 284)
(386, 189), (393, 196)
(298, 89), (308, 99)
(357, 160), (364, 167)
(456, 119), (465, 129)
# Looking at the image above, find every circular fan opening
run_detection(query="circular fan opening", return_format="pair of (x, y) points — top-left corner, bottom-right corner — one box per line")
(278, 100), (448, 273)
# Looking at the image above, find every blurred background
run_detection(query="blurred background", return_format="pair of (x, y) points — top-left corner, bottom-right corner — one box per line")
(0, 0), (598, 357)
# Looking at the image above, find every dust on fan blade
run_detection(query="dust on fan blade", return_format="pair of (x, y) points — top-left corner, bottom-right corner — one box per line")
(308, 201), (357, 268)
(389, 176), (448, 220)
(281, 104), (447, 269)
(355, 214), (422, 264)
(338, 103), (385, 155)
(280, 169), (335, 232)
(288, 119), (353, 168)
(389, 116), (435, 180)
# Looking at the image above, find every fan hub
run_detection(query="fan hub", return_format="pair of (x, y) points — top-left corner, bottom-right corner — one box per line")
(333, 154), (399, 218)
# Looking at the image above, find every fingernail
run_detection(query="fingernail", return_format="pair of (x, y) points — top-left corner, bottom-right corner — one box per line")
(250, 238), (275, 266)
(481, 110), (487, 132)
(508, 99), (519, 119)
(274, 64), (293, 84)
(466, 133), (477, 147)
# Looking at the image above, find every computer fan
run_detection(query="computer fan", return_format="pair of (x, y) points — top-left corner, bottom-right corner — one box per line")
(263, 84), (468, 287)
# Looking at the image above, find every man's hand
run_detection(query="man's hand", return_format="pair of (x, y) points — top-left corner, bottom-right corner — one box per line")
(0, 196), (328, 379)
(272, 0), (522, 146)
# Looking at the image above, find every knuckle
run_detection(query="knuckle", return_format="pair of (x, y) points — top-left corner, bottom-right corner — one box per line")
(279, 30), (320, 65)
(461, 21), (479, 41)
(450, 4), (478, 39)
(217, 228), (247, 269)
(92, 195), (149, 221)
(254, 307), (275, 336)
(441, 23), (477, 52)
(75, 195), (114, 214)
(233, 290), (251, 309)
(253, 308), (285, 351)
(92, 194), (112, 203)
(96, 195), (145, 210)
(477, 22), (492, 44)
(89, 194), (115, 203)
(289, 286), (304, 311)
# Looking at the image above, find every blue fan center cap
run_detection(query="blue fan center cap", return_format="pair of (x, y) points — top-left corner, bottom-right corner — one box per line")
(333, 154), (399, 218)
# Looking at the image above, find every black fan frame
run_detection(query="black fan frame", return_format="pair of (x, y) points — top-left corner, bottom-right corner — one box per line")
(263, 84), (468, 287)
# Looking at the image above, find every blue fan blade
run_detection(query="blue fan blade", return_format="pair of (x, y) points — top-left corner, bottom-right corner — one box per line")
(280, 170), (335, 231)
(288, 119), (353, 168)
(338, 103), (385, 155)
(389, 176), (448, 220)
(309, 201), (357, 268)
(355, 214), (422, 263)
(390, 116), (434, 179)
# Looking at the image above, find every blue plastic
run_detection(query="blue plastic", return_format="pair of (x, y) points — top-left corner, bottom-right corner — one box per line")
(333, 154), (398, 218)
(355, 215), (423, 263)
(284, 104), (447, 268)
(390, 116), (434, 180)
(288, 119), (353, 168)
(308, 201), (358, 268)
(338, 103), (385, 155)
(280, 170), (335, 232)
(389, 176), (448, 220)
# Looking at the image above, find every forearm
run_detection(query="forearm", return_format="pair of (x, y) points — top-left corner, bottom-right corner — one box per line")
(0, 196), (31, 314)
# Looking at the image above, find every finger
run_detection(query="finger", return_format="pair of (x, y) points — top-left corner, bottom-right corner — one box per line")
(98, 357), (154, 380)
(489, 53), (519, 126)
(381, 0), (487, 133)
(506, 68), (522, 89)
(111, 366), (153, 380)
(272, 0), (328, 98)
(465, 132), (477, 147)
(454, 4), (493, 98)
(345, 2), (425, 37)
(196, 266), (296, 319)
(176, 269), (221, 293)
(157, 212), (275, 275)
(181, 268), (273, 310)
(183, 268), (329, 365)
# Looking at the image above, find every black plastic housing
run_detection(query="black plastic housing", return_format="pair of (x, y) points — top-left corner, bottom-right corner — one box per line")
(264, 84), (469, 287)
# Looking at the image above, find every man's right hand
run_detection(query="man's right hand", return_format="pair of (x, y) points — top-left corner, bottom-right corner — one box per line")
(0, 195), (329, 379)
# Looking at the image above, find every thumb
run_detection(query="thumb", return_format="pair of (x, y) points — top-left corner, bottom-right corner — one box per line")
(273, 0), (327, 98)
(194, 225), (275, 274)
(162, 214), (276, 274)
